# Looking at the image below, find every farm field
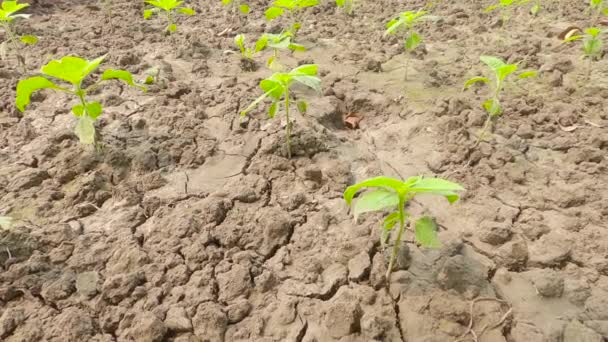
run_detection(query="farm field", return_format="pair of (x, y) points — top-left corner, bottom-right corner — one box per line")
(0, 0), (607, 341)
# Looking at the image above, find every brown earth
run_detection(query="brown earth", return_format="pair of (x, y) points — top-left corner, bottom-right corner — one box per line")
(1, 0), (607, 341)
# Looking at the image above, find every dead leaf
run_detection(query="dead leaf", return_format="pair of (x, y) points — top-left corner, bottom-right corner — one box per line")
(344, 113), (362, 129)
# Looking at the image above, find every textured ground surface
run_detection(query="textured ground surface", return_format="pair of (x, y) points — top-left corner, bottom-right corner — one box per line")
(1, 0), (607, 341)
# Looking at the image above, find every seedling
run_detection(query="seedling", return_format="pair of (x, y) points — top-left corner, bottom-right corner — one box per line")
(530, 0), (541, 15)
(15, 55), (146, 145)
(265, 0), (319, 37)
(336, 0), (354, 16)
(589, 0), (608, 22)
(0, 0), (38, 72)
(464, 55), (536, 145)
(143, 0), (195, 33)
(240, 64), (320, 158)
(259, 32), (306, 70)
(221, 0), (250, 18)
(384, 10), (436, 80)
(344, 176), (464, 281)
(564, 27), (605, 80)
(234, 34), (266, 71)
(484, 0), (530, 26)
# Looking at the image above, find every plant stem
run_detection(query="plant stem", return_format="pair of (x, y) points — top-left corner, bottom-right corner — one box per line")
(386, 196), (406, 282)
(2, 22), (25, 73)
(285, 88), (292, 159)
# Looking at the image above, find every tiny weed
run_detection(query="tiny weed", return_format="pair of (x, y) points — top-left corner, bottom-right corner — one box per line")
(336, 0), (354, 16)
(265, 0), (319, 37)
(0, 0), (38, 72)
(144, 0), (195, 33)
(15, 55), (146, 145)
(240, 64), (321, 158)
(484, 0), (530, 26)
(384, 10), (436, 80)
(464, 55), (537, 145)
(344, 176), (464, 281)
(564, 27), (605, 80)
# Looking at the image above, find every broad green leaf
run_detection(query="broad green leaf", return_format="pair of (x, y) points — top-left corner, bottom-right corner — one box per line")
(292, 75), (321, 92)
(517, 70), (537, 79)
(221, 0), (232, 5)
(265, 6), (284, 20)
(289, 43), (306, 51)
(239, 4), (250, 14)
(42, 55), (106, 86)
(296, 100), (307, 114)
(384, 17), (402, 36)
(273, 0), (294, 8)
(255, 36), (268, 52)
(260, 79), (284, 100)
(290, 64), (317, 76)
(75, 114), (96, 144)
(585, 27), (601, 38)
(353, 189), (400, 221)
(0, 216), (12, 229)
(480, 55), (506, 71)
(405, 31), (421, 50)
(102, 69), (147, 91)
(143, 9), (154, 19)
(2, 1), (29, 15)
(344, 176), (408, 205)
(268, 101), (278, 118)
(178, 7), (195, 15)
(383, 212), (400, 232)
(530, 4), (540, 15)
(497, 64), (518, 81)
(20, 35), (37, 44)
(297, 0), (319, 8)
(86, 102), (102, 119)
(15, 76), (59, 111)
(408, 177), (464, 203)
(464, 76), (490, 89)
(72, 104), (84, 116)
(336, 0), (345, 6)
(145, 75), (155, 84)
(415, 216), (441, 248)
(483, 98), (502, 116)
(168, 23), (177, 32)
(235, 34), (245, 53)
(564, 35), (583, 43)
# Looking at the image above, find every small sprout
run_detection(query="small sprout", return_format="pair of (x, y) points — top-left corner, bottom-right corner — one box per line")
(530, 0), (541, 15)
(221, 0), (250, 18)
(336, 0), (354, 16)
(384, 9), (436, 80)
(143, 0), (196, 34)
(15, 55), (146, 145)
(144, 66), (159, 85)
(464, 55), (536, 145)
(259, 31), (306, 70)
(265, 0), (319, 37)
(590, 0), (607, 23)
(0, 216), (12, 229)
(484, 0), (530, 26)
(240, 64), (321, 158)
(564, 27), (605, 80)
(0, 0), (38, 72)
(344, 176), (464, 281)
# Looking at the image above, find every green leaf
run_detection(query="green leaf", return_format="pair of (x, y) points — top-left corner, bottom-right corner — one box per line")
(15, 76), (59, 112)
(0, 216), (12, 229)
(260, 79), (284, 100)
(384, 17), (402, 36)
(464, 76), (490, 89)
(517, 70), (537, 79)
(353, 189), (400, 222)
(265, 7), (284, 20)
(530, 4), (540, 15)
(497, 64), (518, 81)
(415, 216), (441, 248)
(143, 9), (154, 19)
(221, 0), (232, 5)
(86, 102), (102, 119)
(484, 4), (499, 12)
(268, 101), (278, 118)
(178, 7), (195, 15)
(408, 177), (464, 203)
(297, 0), (319, 8)
(74, 114), (96, 144)
(290, 64), (317, 76)
(483, 98), (502, 116)
(292, 75), (321, 92)
(585, 27), (601, 37)
(479, 55), (506, 71)
(235, 34), (245, 53)
(296, 100), (307, 114)
(168, 23), (177, 32)
(239, 4), (250, 14)
(405, 31), (421, 50)
(564, 35), (583, 43)
(2, 1), (29, 16)
(20, 35), (37, 44)
(344, 176), (408, 205)
(255, 36), (268, 52)
(72, 104), (84, 116)
(336, 0), (345, 6)
(101, 69), (147, 91)
(383, 212), (400, 232)
(41, 55), (106, 86)
(289, 43), (306, 51)
(145, 75), (155, 85)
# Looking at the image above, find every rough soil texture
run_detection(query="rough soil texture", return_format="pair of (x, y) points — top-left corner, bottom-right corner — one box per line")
(1, 0), (607, 341)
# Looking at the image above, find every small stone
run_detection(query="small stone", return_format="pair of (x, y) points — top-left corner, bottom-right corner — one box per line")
(77, 272), (100, 298)
(478, 222), (512, 245)
(164, 307), (192, 332)
(348, 252), (371, 281)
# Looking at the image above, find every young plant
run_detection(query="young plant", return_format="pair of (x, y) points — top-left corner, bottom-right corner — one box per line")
(259, 31), (306, 70)
(234, 34), (266, 71)
(265, 0), (319, 37)
(221, 0), (250, 18)
(344, 176), (464, 281)
(530, 0), (541, 15)
(384, 10), (435, 80)
(240, 64), (320, 158)
(484, 0), (530, 26)
(336, 0), (354, 16)
(464, 55), (536, 145)
(0, 0), (38, 72)
(143, 0), (195, 33)
(15, 55), (146, 145)
(564, 27), (605, 80)
(589, 0), (608, 22)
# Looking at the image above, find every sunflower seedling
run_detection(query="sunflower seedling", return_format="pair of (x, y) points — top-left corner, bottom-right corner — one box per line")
(464, 55), (536, 145)
(384, 10), (436, 80)
(144, 0), (195, 33)
(265, 0), (319, 37)
(240, 64), (320, 158)
(336, 0), (354, 16)
(564, 27), (604, 80)
(0, 0), (38, 72)
(15, 55), (146, 145)
(344, 176), (464, 281)
(484, 0), (531, 26)
(234, 34), (266, 71)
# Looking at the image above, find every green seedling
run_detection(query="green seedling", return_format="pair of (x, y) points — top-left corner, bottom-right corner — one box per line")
(484, 0), (530, 26)
(336, 0), (354, 16)
(344, 176), (464, 281)
(590, 0), (608, 22)
(384, 10), (436, 80)
(221, 0), (250, 18)
(0, 216), (12, 229)
(265, 0), (319, 37)
(234, 34), (266, 71)
(240, 64), (320, 158)
(464, 55), (536, 145)
(564, 27), (605, 80)
(259, 31), (306, 70)
(0, 0), (38, 72)
(143, 0), (195, 33)
(530, 0), (541, 15)
(15, 55), (146, 145)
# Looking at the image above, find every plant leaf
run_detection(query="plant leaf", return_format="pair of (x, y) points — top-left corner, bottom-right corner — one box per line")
(497, 64), (518, 81)
(143, 9), (154, 19)
(415, 216), (441, 248)
(483, 98), (502, 116)
(265, 7), (284, 20)
(101, 69), (147, 91)
(20, 35), (37, 44)
(74, 114), (96, 144)
(41, 55), (106, 86)
(296, 100), (307, 113)
(353, 189), (400, 222)
(72, 104), (84, 117)
(408, 177), (464, 203)
(15, 76), (59, 112)
(517, 70), (537, 79)
(464, 76), (490, 89)
(290, 64), (317, 76)
(479, 55), (506, 71)
(86, 102), (102, 119)
(178, 7), (195, 15)
(239, 4), (250, 14)
(268, 101), (278, 118)
(168, 23), (177, 32)
(405, 31), (421, 50)
(344, 176), (407, 205)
